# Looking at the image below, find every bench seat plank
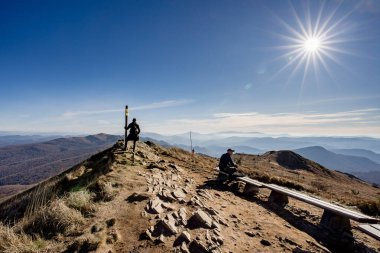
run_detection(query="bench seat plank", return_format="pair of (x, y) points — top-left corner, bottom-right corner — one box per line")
(358, 224), (380, 240)
(265, 183), (379, 223)
(237, 177), (264, 187)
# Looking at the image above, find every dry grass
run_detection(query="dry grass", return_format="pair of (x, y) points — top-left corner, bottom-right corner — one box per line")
(0, 223), (49, 253)
(22, 199), (85, 238)
(90, 179), (117, 202)
(64, 190), (96, 215)
(235, 153), (380, 208)
(355, 199), (380, 216)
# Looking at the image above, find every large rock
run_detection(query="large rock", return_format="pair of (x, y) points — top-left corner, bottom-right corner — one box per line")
(173, 188), (187, 199)
(154, 213), (178, 236)
(174, 230), (192, 246)
(188, 209), (213, 229)
(188, 240), (209, 253)
(146, 198), (164, 214)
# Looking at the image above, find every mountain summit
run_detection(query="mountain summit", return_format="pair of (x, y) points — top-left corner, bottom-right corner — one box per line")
(0, 141), (379, 252)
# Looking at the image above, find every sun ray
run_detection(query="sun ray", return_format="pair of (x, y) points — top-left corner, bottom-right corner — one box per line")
(313, 0), (325, 37)
(271, 0), (359, 92)
(289, 1), (309, 38)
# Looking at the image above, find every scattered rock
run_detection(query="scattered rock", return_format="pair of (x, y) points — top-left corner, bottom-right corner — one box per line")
(147, 163), (166, 171)
(211, 221), (221, 230)
(146, 198), (164, 214)
(106, 232), (120, 244)
(155, 216), (178, 235)
(205, 207), (218, 216)
(284, 237), (299, 246)
(66, 235), (100, 252)
(188, 209), (213, 229)
(142, 229), (154, 241)
(126, 192), (150, 202)
(156, 234), (166, 244)
(178, 207), (188, 225)
(180, 241), (190, 253)
(211, 234), (224, 246)
(197, 189), (213, 200)
(91, 224), (103, 233)
(173, 189), (187, 199)
(161, 202), (175, 211)
(106, 218), (116, 227)
(292, 247), (314, 253)
(245, 231), (256, 237)
(174, 231), (192, 246)
(260, 239), (271, 246)
(188, 240), (209, 253)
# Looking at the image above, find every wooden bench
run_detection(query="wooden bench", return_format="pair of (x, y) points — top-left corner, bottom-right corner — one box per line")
(237, 177), (264, 195)
(358, 224), (380, 240)
(236, 176), (380, 235)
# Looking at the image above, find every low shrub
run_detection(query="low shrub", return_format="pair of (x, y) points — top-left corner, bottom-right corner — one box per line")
(311, 181), (328, 191)
(23, 199), (85, 238)
(0, 223), (47, 253)
(356, 200), (380, 216)
(249, 173), (305, 191)
(89, 180), (117, 202)
(64, 190), (95, 215)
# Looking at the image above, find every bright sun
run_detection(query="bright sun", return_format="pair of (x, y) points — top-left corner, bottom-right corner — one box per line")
(272, 0), (356, 86)
(304, 37), (321, 53)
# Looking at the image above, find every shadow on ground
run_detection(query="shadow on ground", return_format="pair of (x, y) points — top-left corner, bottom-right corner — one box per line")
(199, 179), (377, 253)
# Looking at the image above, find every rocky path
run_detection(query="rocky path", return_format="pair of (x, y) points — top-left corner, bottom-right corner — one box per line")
(74, 141), (379, 253)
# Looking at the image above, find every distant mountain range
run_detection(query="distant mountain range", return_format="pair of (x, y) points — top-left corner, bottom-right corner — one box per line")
(0, 133), (120, 199)
(142, 132), (380, 185)
(294, 146), (380, 173)
(332, 148), (380, 164)
(0, 134), (65, 147)
(142, 132), (380, 153)
(2, 131), (380, 198)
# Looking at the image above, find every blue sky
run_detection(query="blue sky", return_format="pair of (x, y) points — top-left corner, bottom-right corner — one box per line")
(0, 0), (380, 136)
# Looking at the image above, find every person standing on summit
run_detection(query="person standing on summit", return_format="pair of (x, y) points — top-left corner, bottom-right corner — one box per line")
(126, 118), (141, 153)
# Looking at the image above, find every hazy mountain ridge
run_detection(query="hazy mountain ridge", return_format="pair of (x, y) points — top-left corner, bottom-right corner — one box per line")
(142, 132), (380, 153)
(294, 146), (380, 173)
(0, 133), (121, 199)
(143, 132), (380, 185)
(0, 134), (65, 147)
(332, 148), (380, 164)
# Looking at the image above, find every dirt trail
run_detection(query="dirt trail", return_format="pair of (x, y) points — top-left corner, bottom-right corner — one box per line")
(68, 141), (380, 253)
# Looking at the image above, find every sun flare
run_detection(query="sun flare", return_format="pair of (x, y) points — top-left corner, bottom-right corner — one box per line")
(304, 37), (321, 53)
(273, 1), (358, 85)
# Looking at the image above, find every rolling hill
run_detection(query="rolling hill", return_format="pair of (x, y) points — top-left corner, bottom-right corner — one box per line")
(332, 148), (380, 164)
(294, 146), (380, 173)
(0, 133), (120, 200)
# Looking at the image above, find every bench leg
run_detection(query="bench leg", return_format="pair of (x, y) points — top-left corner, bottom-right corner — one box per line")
(320, 210), (351, 232)
(216, 171), (229, 182)
(243, 183), (259, 196)
(268, 191), (289, 207)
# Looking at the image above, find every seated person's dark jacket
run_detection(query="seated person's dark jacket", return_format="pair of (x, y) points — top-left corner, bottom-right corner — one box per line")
(218, 153), (236, 172)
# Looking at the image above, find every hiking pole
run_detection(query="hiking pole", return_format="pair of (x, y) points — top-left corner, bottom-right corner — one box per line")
(124, 105), (129, 151)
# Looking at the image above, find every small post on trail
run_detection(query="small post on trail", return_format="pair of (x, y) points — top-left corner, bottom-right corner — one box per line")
(124, 105), (129, 151)
(190, 131), (193, 153)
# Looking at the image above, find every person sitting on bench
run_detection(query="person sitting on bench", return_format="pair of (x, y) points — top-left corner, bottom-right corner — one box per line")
(218, 149), (244, 179)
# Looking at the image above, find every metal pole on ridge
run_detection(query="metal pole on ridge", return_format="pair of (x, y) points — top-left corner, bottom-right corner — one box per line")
(190, 131), (193, 152)
(124, 105), (129, 151)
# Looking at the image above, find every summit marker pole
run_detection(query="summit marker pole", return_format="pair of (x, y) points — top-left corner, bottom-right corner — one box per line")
(124, 105), (129, 151)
